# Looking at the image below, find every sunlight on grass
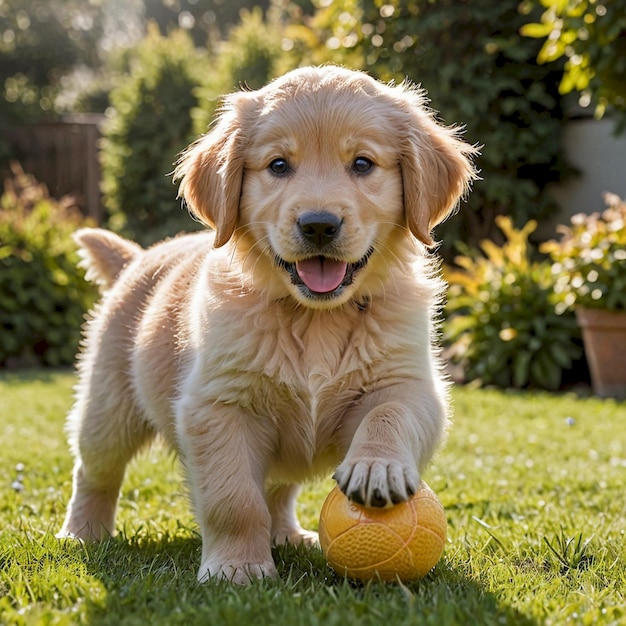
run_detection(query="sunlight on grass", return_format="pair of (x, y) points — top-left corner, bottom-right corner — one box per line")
(1, 370), (624, 625)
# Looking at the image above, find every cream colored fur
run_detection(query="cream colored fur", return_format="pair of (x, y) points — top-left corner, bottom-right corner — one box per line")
(58, 65), (477, 584)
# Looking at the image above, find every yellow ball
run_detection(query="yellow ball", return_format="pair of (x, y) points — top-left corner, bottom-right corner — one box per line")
(319, 482), (447, 582)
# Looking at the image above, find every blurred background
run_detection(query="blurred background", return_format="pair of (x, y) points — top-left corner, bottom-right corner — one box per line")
(2, 0), (625, 246)
(1, 0), (625, 394)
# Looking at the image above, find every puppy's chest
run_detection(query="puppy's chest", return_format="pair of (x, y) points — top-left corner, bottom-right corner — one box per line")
(243, 322), (380, 476)
(254, 311), (383, 390)
(200, 306), (399, 477)
(238, 311), (386, 424)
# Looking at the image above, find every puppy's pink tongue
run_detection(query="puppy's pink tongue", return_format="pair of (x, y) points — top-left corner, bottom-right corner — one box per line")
(295, 257), (348, 293)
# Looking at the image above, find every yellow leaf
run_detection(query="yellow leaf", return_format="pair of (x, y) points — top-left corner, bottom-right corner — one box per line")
(520, 22), (554, 38)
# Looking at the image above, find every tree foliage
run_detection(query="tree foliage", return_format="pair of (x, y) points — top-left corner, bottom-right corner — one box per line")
(144, 0), (271, 43)
(0, 0), (104, 160)
(521, 0), (626, 127)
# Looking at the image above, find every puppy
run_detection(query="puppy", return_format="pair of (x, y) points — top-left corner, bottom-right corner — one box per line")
(58, 65), (477, 584)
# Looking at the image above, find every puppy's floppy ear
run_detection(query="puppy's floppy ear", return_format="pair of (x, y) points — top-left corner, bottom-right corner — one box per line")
(174, 92), (255, 248)
(399, 87), (479, 247)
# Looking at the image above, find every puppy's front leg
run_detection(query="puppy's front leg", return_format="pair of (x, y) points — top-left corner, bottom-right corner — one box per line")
(176, 400), (276, 584)
(334, 382), (448, 508)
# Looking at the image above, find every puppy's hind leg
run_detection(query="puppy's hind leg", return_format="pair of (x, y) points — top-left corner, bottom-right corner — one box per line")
(267, 484), (318, 547)
(58, 386), (155, 542)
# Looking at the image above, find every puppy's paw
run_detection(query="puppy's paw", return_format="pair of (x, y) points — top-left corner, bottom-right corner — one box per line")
(333, 459), (419, 508)
(56, 521), (107, 543)
(198, 558), (278, 585)
(272, 526), (319, 547)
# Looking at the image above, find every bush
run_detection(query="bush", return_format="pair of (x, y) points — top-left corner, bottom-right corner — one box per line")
(100, 12), (295, 245)
(100, 24), (210, 245)
(191, 7), (290, 136)
(541, 193), (626, 313)
(0, 165), (96, 367)
(444, 216), (583, 390)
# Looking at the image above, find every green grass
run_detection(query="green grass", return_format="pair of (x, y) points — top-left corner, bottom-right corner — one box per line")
(1, 369), (625, 625)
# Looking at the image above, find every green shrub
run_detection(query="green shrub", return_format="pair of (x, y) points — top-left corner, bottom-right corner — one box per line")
(0, 165), (96, 367)
(444, 216), (582, 390)
(100, 24), (210, 245)
(100, 11), (297, 245)
(541, 193), (626, 313)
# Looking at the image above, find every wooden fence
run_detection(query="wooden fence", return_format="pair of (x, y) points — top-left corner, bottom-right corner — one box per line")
(7, 113), (105, 222)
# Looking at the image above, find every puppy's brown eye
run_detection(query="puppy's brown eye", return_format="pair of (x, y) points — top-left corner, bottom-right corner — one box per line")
(353, 157), (374, 175)
(269, 158), (290, 176)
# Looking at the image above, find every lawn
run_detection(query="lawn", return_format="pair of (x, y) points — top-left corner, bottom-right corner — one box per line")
(1, 369), (624, 625)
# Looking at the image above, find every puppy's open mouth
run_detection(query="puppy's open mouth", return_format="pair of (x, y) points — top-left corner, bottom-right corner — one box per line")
(277, 250), (373, 299)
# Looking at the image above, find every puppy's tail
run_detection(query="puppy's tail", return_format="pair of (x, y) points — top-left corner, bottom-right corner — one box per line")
(73, 228), (142, 290)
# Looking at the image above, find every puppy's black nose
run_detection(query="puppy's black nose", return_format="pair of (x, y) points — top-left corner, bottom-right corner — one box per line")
(297, 211), (342, 247)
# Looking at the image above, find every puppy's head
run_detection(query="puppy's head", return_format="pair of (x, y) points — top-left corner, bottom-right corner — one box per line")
(175, 65), (477, 308)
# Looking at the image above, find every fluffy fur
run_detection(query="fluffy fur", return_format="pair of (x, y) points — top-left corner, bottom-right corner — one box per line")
(58, 65), (477, 584)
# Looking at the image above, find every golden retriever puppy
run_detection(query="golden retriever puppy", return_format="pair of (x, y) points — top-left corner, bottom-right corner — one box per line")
(58, 65), (477, 584)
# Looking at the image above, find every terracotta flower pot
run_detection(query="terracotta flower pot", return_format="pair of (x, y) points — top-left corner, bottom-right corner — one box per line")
(575, 307), (626, 399)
